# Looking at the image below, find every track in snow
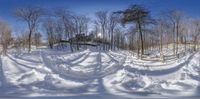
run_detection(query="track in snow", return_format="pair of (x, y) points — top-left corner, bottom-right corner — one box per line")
(0, 48), (200, 97)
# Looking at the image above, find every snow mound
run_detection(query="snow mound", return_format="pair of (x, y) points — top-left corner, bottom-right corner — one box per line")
(16, 69), (46, 85)
(110, 69), (152, 92)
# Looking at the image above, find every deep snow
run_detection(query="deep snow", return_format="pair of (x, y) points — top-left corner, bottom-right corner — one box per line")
(0, 45), (200, 98)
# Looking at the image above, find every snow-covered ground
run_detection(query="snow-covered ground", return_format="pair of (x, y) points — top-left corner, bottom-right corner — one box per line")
(0, 45), (200, 98)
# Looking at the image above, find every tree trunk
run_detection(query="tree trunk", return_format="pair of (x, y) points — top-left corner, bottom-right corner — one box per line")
(176, 23), (179, 58)
(76, 39), (79, 50)
(184, 36), (186, 52)
(28, 30), (32, 52)
(173, 23), (176, 56)
(138, 21), (144, 56)
(49, 43), (53, 49)
(160, 32), (164, 62)
(70, 40), (74, 52)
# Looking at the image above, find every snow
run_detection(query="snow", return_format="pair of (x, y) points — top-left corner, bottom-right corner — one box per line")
(0, 45), (200, 98)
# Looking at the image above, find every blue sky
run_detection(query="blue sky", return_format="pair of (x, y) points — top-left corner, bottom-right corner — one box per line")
(0, 0), (200, 34)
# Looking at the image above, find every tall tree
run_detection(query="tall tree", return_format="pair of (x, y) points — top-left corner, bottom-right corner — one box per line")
(14, 6), (44, 52)
(43, 18), (55, 49)
(192, 18), (200, 51)
(166, 10), (183, 57)
(155, 19), (170, 61)
(95, 11), (108, 50)
(75, 15), (90, 50)
(0, 19), (12, 55)
(115, 5), (152, 56)
(55, 9), (76, 52)
(108, 13), (119, 50)
(34, 32), (42, 48)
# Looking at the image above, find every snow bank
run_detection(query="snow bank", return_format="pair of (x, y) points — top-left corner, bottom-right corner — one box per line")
(0, 46), (200, 97)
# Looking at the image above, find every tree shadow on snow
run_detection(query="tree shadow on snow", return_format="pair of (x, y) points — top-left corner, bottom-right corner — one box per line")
(124, 53), (195, 76)
(0, 55), (8, 93)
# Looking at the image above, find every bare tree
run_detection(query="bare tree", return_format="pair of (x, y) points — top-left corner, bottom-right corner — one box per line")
(75, 15), (90, 50)
(21, 31), (29, 50)
(34, 32), (42, 48)
(155, 19), (170, 61)
(166, 10), (183, 57)
(14, 6), (44, 52)
(179, 18), (190, 52)
(108, 13), (119, 50)
(95, 11), (108, 50)
(192, 18), (200, 51)
(0, 19), (12, 55)
(76, 15), (90, 35)
(55, 9), (76, 52)
(43, 18), (55, 49)
(114, 27), (125, 49)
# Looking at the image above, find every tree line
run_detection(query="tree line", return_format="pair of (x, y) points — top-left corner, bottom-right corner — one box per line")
(0, 4), (199, 59)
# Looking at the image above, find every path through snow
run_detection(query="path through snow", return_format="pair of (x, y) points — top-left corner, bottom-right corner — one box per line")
(0, 48), (199, 98)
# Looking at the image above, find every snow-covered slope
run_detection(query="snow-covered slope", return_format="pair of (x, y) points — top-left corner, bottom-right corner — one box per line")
(0, 46), (200, 98)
